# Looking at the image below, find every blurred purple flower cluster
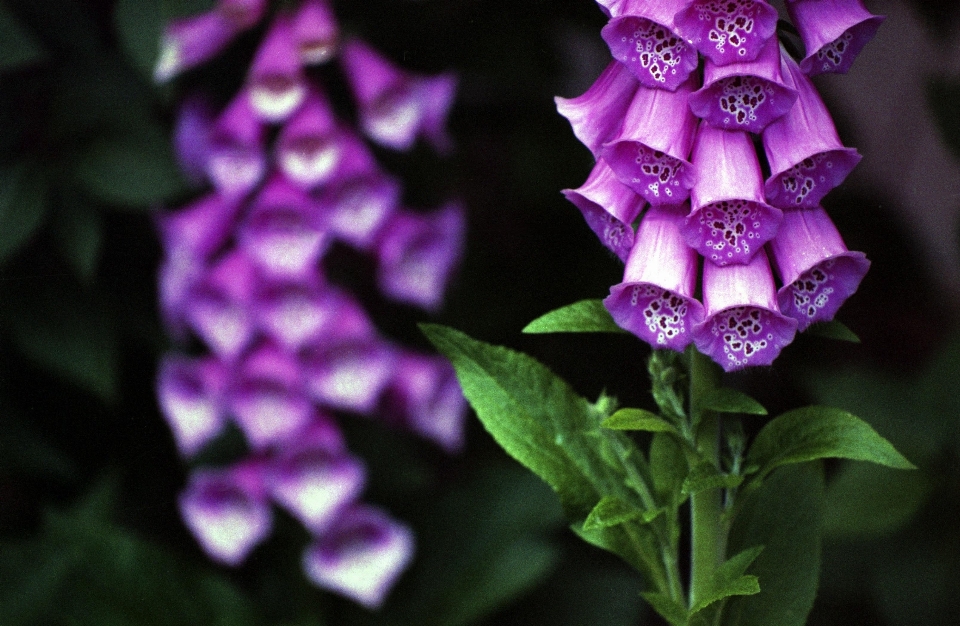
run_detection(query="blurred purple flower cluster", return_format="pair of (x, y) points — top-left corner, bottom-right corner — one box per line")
(153, 0), (465, 608)
(559, 0), (881, 371)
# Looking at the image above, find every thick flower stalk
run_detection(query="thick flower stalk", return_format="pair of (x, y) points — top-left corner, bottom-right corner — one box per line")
(559, 0), (881, 371)
(154, 0), (465, 609)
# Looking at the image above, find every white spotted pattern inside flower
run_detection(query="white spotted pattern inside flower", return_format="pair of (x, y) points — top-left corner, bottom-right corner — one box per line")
(817, 31), (854, 72)
(630, 285), (691, 345)
(789, 260), (836, 321)
(695, 200), (763, 264)
(634, 147), (686, 201)
(717, 76), (772, 126)
(710, 306), (774, 367)
(777, 153), (833, 206)
(623, 18), (689, 84)
(597, 211), (632, 256)
(695, 0), (758, 56)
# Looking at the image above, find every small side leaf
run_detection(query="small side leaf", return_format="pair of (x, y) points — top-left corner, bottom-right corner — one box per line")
(701, 388), (767, 415)
(602, 408), (679, 435)
(690, 546), (764, 615)
(682, 462), (744, 496)
(746, 406), (916, 478)
(805, 320), (861, 343)
(584, 496), (662, 531)
(640, 591), (690, 626)
(522, 299), (626, 334)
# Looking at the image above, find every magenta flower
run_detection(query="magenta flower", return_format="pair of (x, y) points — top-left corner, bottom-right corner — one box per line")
(692, 250), (798, 371)
(769, 206), (870, 330)
(205, 91), (268, 199)
(236, 174), (330, 277)
(562, 159), (646, 262)
(762, 51), (862, 209)
(158, 193), (241, 262)
(301, 336), (397, 414)
(216, 0), (267, 30)
(382, 352), (468, 453)
(674, 0), (778, 65)
(600, 0), (699, 90)
(229, 343), (314, 449)
(681, 125), (782, 266)
(555, 60), (639, 159)
(184, 250), (260, 360)
(604, 203), (705, 350)
(157, 354), (230, 457)
(787, 0), (885, 76)
(340, 38), (457, 152)
(293, 0), (340, 65)
(246, 15), (309, 123)
(173, 96), (216, 185)
(302, 505), (415, 609)
(688, 35), (797, 133)
(180, 463), (273, 565)
(601, 75), (699, 205)
(154, 11), (238, 83)
(253, 274), (337, 350)
(275, 89), (342, 189)
(374, 202), (465, 312)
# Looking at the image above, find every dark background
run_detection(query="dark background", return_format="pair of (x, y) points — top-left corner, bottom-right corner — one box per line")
(0, 0), (958, 624)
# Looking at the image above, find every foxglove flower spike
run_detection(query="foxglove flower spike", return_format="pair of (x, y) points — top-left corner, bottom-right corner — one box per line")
(787, 0), (885, 76)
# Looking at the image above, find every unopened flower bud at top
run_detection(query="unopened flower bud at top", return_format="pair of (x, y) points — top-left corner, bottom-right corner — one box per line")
(787, 0), (885, 76)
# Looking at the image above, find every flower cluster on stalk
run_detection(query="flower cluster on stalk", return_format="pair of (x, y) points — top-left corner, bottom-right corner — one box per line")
(153, 0), (465, 608)
(559, 0), (880, 371)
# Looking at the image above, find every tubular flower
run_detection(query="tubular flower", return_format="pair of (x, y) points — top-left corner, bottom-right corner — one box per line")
(154, 11), (238, 83)
(156, 0), (464, 607)
(604, 203), (705, 350)
(560, 0), (876, 369)
(769, 206), (869, 330)
(786, 0), (885, 76)
(762, 51), (862, 209)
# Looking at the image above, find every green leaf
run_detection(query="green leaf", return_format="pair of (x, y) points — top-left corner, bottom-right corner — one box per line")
(690, 546), (764, 615)
(0, 162), (50, 263)
(0, 4), (47, 71)
(722, 464), (824, 626)
(682, 462), (744, 497)
(805, 320), (861, 343)
(421, 324), (665, 582)
(650, 432), (689, 505)
(640, 591), (689, 626)
(53, 194), (102, 281)
(602, 408), (679, 435)
(522, 299), (626, 334)
(700, 388), (767, 416)
(746, 406), (916, 478)
(584, 496), (662, 531)
(73, 128), (187, 207)
(823, 462), (933, 540)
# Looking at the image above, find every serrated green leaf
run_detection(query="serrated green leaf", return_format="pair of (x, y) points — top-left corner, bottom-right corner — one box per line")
(0, 4), (47, 71)
(823, 463), (933, 540)
(602, 408), (679, 434)
(690, 546), (764, 615)
(0, 162), (50, 263)
(682, 462), (744, 496)
(640, 591), (689, 626)
(421, 324), (666, 583)
(722, 464), (824, 626)
(73, 129), (187, 207)
(746, 406), (916, 478)
(584, 496), (663, 531)
(805, 320), (861, 343)
(701, 388), (767, 415)
(522, 299), (626, 334)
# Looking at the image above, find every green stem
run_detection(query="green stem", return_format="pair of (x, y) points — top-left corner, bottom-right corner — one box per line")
(687, 348), (725, 611)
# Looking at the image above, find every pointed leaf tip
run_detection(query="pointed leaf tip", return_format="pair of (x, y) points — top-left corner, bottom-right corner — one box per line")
(522, 299), (626, 334)
(602, 408), (679, 434)
(806, 320), (861, 343)
(701, 388), (768, 415)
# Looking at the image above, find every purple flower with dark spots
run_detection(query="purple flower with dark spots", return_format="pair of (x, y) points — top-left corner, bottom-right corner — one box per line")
(275, 88), (342, 189)
(301, 335), (397, 414)
(555, 60), (639, 159)
(681, 125), (781, 266)
(604, 203), (704, 350)
(184, 250), (260, 360)
(762, 51), (862, 209)
(374, 202), (465, 311)
(157, 354), (230, 457)
(253, 273), (337, 350)
(787, 0), (885, 76)
(154, 11), (238, 83)
(769, 206), (869, 330)
(562, 159), (646, 262)
(688, 35), (797, 133)
(205, 91), (268, 199)
(180, 463), (272, 565)
(601, 75), (699, 204)
(601, 0), (700, 90)
(246, 15), (308, 122)
(229, 342), (314, 449)
(340, 38), (457, 152)
(674, 0), (778, 65)
(303, 505), (415, 609)
(692, 249), (798, 371)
